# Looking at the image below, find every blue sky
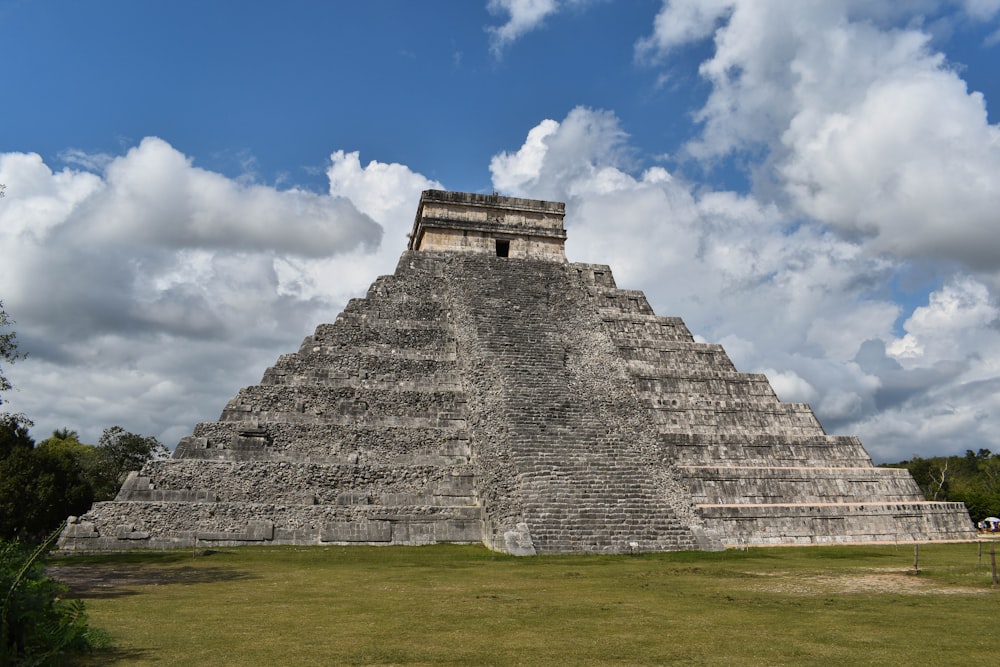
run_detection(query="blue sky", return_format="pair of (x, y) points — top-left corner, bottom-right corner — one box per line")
(2, 1), (1000, 463)
(4, 1), (684, 190)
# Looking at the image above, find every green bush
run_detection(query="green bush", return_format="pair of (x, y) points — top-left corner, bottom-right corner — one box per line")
(0, 531), (103, 666)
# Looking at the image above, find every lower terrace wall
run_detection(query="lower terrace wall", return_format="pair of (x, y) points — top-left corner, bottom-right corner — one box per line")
(699, 502), (976, 546)
(59, 502), (483, 551)
(121, 460), (476, 505)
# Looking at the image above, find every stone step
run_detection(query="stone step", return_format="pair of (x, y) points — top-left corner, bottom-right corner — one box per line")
(633, 373), (776, 399)
(649, 401), (824, 434)
(678, 465), (924, 504)
(660, 433), (873, 466)
(221, 385), (467, 423)
(263, 374), (463, 391)
(592, 289), (655, 315)
(696, 501), (976, 546)
(174, 422), (472, 465)
(307, 324), (454, 352)
(263, 353), (459, 387)
(122, 459), (477, 506)
(622, 347), (738, 373)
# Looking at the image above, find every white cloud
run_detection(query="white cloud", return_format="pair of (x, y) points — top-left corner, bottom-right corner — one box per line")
(963, 0), (1000, 21)
(889, 277), (1000, 367)
(0, 140), (438, 447)
(327, 149), (441, 238)
(306, 150), (445, 306)
(80, 138), (382, 257)
(490, 107), (631, 201)
(764, 368), (819, 404)
(490, 119), (560, 193)
(622, 1), (1000, 458)
(486, 0), (598, 56)
(639, 1), (1000, 270)
(635, 0), (733, 59)
(487, 0), (560, 55)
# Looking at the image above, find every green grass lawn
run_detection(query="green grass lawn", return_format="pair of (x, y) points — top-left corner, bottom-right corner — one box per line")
(50, 542), (1000, 666)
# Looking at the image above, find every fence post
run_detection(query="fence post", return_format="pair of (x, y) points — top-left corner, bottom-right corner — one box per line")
(991, 543), (997, 588)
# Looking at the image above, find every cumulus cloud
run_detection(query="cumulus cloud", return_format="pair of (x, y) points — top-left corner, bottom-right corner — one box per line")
(0, 140), (437, 446)
(0, 140), (382, 341)
(490, 105), (1000, 461)
(963, 0), (1000, 21)
(487, 0), (559, 55)
(888, 277), (1000, 367)
(486, 0), (597, 56)
(490, 108), (630, 200)
(638, 0), (1000, 271)
(266, 151), (442, 310)
(84, 138), (382, 256)
(327, 149), (441, 239)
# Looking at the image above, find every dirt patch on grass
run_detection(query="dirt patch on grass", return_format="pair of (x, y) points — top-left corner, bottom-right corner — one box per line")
(47, 558), (256, 599)
(745, 569), (990, 596)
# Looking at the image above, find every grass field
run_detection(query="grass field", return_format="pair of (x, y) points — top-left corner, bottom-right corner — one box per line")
(49, 541), (1000, 666)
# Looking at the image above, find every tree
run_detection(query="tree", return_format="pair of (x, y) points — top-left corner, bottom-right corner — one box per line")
(0, 301), (29, 433)
(883, 450), (1000, 524)
(0, 427), (95, 542)
(35, 430), (96, 472)
(91, 426), (168, 500)
(0, 302), (20, 403)
(928, 459), (949, 501)
(0, 418), (32, 462)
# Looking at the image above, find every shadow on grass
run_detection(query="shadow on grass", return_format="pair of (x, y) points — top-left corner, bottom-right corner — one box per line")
(81, 646), (157, 665)
(46, 550), (257, 599)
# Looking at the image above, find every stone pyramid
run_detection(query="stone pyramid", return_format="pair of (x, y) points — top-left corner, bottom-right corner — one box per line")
(60, 190), (975, 554)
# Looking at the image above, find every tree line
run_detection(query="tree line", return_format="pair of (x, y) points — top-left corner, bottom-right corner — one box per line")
(881, 449), (1000, 525)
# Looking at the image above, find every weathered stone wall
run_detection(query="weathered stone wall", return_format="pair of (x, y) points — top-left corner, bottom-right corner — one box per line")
(415, 190), (565, 234)
(62, 501), (481, 550)
(678, 466), (923, 505)
(121, 459), (476, 505)
(182, 422), (470, 464)
(662, 434), (875, 467)
(415, 228), (566, 261)
(410, 190), (567, 262)
(698, 502), (974, 546)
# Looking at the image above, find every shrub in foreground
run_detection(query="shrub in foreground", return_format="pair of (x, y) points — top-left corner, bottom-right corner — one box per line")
(1, 532), (103, 666)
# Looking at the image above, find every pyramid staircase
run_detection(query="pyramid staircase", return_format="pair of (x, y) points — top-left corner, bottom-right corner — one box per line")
(439, 254), (701, 553)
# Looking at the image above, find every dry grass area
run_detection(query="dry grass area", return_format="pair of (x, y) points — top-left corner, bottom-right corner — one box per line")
(49, 542), (1000, 666)
(746, 569), (988, 595)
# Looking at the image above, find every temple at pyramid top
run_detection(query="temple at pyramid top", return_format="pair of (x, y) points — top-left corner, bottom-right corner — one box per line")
(408, 190), (567, 261)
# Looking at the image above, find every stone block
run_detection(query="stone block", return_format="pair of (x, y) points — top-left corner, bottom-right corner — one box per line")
(321, 520), (392, 543)
(503, 523), (537, 556)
